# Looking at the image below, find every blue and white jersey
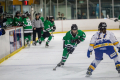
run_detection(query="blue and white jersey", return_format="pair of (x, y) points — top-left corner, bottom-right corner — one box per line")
(88, 31), (120, 51)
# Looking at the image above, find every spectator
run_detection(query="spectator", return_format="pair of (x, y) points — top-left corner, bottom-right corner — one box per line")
(77, 12), (81, 19)
(91, 11), (96, 19)
(81, 12), (87, 19)
(57, 12), (61, 20)
(61, 13), (66, 20)
(101, 12), (104, 18)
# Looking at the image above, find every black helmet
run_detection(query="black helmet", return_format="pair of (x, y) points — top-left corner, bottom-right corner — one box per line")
(71, 24), (78, 30)
(98, 22), (107, 30)
(16, 11), (20, 15)
(16, 11), (20, 17)
(49, 16), (54, 22)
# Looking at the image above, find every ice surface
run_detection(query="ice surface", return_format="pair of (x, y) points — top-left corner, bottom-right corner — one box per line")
(0, 30), (120, 80)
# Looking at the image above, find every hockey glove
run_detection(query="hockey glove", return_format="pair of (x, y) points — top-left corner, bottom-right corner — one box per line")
(66, 45), (75, 54)
(1, 29), (5, 35)
(118, 47), (120, 53)
(76, 39), (81, 44)
(87, 50), (92, 58)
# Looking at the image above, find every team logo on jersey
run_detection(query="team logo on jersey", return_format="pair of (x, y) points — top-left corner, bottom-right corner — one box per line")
(110, 52), (117, 58)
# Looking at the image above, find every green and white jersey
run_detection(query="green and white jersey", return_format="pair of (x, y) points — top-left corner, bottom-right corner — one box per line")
(6, 18), (13, 26)
(13, 17), (23, 26)
(44, 20), (54, 32)
(40, 17), (44, 23)
(23, 17), (33, 33)
(63, 30), (86, 47)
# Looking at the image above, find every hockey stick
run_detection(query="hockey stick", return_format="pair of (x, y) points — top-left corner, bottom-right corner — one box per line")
(107, 15), (119, 22)
(53, 43), (77, 71)
(53, 52), (69, 71)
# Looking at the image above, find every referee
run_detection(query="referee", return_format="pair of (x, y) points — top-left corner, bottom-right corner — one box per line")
(32, 13), (44, 45)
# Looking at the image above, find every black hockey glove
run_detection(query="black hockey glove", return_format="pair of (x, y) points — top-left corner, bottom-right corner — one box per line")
(76, 38), (81, 44)
(53, 25), (56, 30)
(118, 47), (120, 53)
(66, 45), (75, 54)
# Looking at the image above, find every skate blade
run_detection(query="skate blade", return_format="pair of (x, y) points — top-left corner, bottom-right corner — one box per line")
(28, 44), (30, 47)
(45, 46), (49, 48)
(85, 75), (91, 77)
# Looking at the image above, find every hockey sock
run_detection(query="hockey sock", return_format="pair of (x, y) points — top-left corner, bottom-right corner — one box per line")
(41, 37), (45, 41)
(46, 36), (52, 44)
(88, 59), (101, 72)
(113, 56), (120, 70)
(28, 35), (31, 41)
(62, 49), (69, 63)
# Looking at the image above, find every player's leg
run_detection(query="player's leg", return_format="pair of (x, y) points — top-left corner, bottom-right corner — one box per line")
(45, 32), (51, 47)
(27, 33), (31, 46)
(46, 35), (52, 46)
(24, 33), (29, 45)
(86, 49), (103, 76)
(37, 28), (42, 44)
(106, 46), (120, 74)
(33, 29), (36, 45)
(57, 49), (69, 67)
(113, 56), (120, 74)
(38, 32), (46, 44)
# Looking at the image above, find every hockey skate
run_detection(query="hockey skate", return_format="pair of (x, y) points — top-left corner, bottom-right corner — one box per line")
(57, 62), (64, 67)
(86, 68), (92, 77)
(38, 39), (42, 45)
(116, 65), (120, 76)
(32, 41), (36, 46)
(27, 40), (30, 47)
(45, 42), (49, 47)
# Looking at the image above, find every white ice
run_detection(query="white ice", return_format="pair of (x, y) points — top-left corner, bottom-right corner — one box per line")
(0, 30), (120, 80)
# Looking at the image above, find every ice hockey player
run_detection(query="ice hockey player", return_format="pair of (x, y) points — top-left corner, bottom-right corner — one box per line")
(22, 12), (32, 46)
(39, 16), (56, 47)
(86, 22), (120, 77)
(13, 11), (23, 26)
(6, 14), (13, 27)
(57, 24), (86, 67)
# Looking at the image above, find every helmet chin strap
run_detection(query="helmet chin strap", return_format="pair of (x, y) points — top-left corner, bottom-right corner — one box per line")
(100, 28), (106, 33)
(71, 31), (77, 37)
